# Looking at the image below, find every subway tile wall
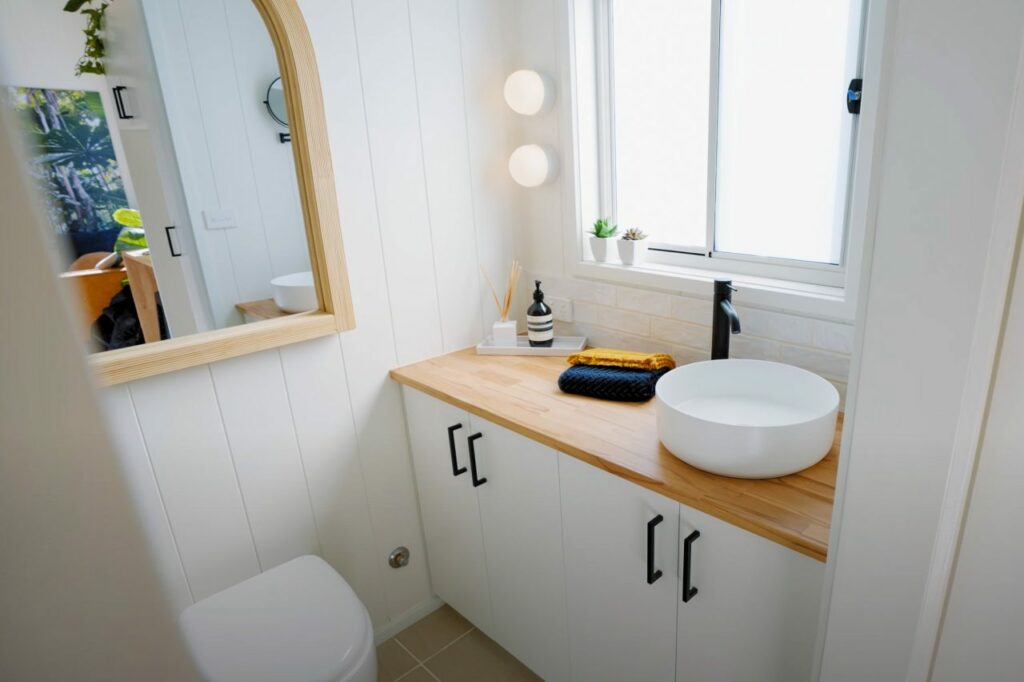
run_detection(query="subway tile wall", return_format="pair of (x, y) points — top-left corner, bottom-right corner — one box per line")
(537, 275), (853, 408)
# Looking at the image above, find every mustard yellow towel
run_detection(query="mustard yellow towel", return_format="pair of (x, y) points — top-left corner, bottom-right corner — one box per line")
(567, 348), (676, 372)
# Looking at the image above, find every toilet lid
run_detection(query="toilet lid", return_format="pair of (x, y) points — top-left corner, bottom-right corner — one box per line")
(180, 555), (372, 682)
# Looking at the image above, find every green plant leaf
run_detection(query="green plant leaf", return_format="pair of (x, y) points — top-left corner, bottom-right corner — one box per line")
(589, 217), (619, 238)
(66, 0), (110, 77)
(112, 208), (143, 227)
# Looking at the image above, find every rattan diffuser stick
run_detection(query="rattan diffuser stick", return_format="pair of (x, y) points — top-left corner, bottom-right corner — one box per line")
(483, 260), (522, 322)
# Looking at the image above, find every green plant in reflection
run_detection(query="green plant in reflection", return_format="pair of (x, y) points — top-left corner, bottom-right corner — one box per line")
(63, 0), (112, 76)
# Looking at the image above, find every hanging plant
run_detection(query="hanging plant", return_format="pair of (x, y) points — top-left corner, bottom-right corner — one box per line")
(63, 0), (112, 76)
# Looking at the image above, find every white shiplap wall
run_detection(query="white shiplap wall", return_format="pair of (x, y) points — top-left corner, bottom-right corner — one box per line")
(103, 0), (519, 635)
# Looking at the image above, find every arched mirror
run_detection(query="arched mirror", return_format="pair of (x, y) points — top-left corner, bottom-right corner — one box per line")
(2, 0), (353, 385)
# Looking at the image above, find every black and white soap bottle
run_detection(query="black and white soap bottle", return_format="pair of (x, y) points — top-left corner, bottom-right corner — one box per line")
(527, 280), (554, 347)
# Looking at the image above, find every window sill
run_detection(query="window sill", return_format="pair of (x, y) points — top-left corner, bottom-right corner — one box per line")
(569, 258), (856, 322)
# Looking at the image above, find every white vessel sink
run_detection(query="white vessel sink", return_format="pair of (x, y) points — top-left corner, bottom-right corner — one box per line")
(656, 359), (839, 479)
(271, 271), (317, 313)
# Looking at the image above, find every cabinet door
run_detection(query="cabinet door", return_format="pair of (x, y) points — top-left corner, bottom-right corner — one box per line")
(560, 452), (679, 682)
(470, 415), (571, 682)
(402, 388), (492, 632)
(676, 504), (824, 682)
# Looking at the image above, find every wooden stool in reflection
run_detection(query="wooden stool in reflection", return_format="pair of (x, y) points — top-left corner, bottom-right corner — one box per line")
(61, 252), (127, 344)
(122, 250), (161, 343)
(60, 249), (162, 345)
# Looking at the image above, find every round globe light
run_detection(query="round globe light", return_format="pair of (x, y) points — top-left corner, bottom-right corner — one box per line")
(503, 70), (553, 115)
(508, 145), (557, 188)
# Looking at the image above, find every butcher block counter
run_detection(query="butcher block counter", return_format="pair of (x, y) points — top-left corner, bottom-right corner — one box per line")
(390, 348), (841, 561)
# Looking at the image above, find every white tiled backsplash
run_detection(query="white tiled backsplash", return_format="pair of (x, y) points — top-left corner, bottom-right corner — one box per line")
(538, 275), (853, 408)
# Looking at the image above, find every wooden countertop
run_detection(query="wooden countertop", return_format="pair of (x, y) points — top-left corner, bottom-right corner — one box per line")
(236, 298), (290, 320)
(390, 349), (839, 562)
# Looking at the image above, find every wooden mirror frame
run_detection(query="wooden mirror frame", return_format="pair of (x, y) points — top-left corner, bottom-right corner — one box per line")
(92, 0), (354, 386)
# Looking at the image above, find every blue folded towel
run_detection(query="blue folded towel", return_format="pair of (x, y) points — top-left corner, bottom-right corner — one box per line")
(558, 364), (669, 402)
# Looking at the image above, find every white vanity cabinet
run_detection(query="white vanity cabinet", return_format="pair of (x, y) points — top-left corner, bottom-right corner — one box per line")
(559, 452), (681, 682)
(402, 387), (823, 682)
(402, 388), (571, 681)
(675, 505), (825, 682)
(402, 388), (493, 633)
(558, 452), (825, 682)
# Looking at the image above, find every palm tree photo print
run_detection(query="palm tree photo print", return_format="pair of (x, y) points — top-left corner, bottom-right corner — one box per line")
(6, 87), (130, 261)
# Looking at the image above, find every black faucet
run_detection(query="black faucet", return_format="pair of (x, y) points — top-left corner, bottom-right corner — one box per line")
(711, 280), (741, 360)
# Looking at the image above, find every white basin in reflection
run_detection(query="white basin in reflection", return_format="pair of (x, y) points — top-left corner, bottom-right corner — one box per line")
(656, 359), (838, 479)
(271, 271), (317, 313)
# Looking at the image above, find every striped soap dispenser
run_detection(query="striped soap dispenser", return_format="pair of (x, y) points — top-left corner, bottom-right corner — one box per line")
(527, 280), (554, 347)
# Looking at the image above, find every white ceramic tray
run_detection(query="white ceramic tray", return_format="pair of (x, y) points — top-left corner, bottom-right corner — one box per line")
(476, 336), (587, 356)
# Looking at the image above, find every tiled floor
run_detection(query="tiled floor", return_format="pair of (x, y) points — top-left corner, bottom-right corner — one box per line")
(377, 605), (540, 682)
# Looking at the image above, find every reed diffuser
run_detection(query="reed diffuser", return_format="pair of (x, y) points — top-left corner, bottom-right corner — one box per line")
(483, 260), (522, 347)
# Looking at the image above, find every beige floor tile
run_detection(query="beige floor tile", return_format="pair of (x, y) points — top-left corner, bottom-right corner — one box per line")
(376, 638), (418, 681)
(394, 666), (437, 682)
(395, 605), (474, 660)
(424, 629), (540, 682)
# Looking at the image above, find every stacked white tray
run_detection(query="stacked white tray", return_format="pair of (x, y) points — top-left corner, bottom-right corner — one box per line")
(475, 336), (587, 356)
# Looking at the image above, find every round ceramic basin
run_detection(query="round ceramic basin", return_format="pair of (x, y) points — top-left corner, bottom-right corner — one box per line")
(271, 271), (317, 313)
(656, 359), (838, 479)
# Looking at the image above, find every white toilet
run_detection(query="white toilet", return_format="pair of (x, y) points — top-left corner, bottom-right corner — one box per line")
(179, 555), (377, 682)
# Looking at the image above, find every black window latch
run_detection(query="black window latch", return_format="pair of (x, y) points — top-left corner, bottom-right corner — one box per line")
(847, 78), (863, 114)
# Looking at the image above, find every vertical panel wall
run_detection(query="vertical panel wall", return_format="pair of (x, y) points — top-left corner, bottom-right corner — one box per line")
(101, 0), (519, 635)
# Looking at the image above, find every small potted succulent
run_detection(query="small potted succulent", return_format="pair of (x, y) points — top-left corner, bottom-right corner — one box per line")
(588, 218), (618, 262)
(617, 227), (649, 265)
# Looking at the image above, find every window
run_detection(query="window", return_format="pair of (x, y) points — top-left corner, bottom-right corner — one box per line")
(581, 0), (865, 287)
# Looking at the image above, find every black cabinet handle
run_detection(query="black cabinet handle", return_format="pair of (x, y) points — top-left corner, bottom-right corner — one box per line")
(467, 433), (487, 487)
(447, 424), (466, 477)
(683, 529), (701, 602)
(165, 226), (182, 257)
(112, 86), (134, 120)
(647, 514), (664, 585)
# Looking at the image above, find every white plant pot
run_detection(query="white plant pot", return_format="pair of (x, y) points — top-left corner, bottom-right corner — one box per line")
(589, 236), (612, 262)
(492, 320), (518, 347)
(617, 239), (648, 266)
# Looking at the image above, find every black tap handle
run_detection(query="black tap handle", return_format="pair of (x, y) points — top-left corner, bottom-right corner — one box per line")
(714, 279), (737, 296)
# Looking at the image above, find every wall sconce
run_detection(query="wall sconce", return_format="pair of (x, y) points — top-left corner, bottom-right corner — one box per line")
(503, 69), (554, 116)
(509, 144), (558, 187)
(504, 70), (558, 187)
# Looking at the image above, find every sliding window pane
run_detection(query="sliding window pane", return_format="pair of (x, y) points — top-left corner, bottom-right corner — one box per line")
(612, 0), (712, 250)
(715, 0), (859, 264)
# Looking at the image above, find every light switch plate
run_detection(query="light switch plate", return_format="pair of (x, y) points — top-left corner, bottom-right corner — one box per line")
(203, 208), (238, 230)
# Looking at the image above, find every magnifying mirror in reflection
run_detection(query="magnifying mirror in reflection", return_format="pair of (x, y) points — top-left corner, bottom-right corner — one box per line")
(264, 77), (289, 128)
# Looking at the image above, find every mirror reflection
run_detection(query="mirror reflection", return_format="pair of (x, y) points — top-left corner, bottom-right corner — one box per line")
(3, 0), (313, 353)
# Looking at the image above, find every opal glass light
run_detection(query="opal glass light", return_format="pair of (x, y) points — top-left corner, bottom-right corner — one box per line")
(503, 70), (553, 115)
(508, 144), (557, 187)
